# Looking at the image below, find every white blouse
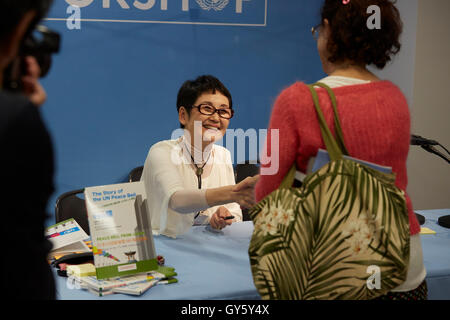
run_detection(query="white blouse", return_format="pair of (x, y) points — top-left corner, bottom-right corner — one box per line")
(141, 136), (242, 238)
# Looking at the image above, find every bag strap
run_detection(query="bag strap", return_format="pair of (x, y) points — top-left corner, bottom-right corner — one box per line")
(279, 82), (349, 189)
(312, 82), (350, 156)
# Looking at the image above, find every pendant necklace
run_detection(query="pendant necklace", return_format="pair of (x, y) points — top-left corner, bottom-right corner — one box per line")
(188, 149), (211, 220)
(190, 151), (212, 190)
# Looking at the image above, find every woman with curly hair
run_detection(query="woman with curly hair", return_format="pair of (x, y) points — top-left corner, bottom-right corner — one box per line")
(254, 0), (427, 299)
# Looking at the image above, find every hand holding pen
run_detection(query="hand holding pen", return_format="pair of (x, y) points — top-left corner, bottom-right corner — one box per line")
(210, 206), (235, 230)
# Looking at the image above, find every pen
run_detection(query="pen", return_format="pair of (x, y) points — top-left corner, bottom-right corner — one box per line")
(224, 216), (235, 220)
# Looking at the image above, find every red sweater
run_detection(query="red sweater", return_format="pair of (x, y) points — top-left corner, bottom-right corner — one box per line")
(255, 81), (420, 235)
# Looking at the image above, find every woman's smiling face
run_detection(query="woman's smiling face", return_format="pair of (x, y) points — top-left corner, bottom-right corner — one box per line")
(179, 91), (231, 149)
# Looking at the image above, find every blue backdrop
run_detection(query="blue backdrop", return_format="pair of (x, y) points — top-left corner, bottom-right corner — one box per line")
(40, 0), (325, 218)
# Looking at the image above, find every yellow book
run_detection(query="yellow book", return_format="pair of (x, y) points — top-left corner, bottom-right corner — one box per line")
(420, 227), (436, 235)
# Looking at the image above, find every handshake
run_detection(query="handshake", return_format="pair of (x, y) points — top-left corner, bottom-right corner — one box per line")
(231, 175), (260, 209)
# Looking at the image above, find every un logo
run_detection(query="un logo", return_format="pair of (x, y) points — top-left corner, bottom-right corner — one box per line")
(196, 0), (229, 11)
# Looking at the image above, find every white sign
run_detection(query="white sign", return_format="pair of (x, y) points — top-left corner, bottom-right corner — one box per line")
(47, 0), (267, 27)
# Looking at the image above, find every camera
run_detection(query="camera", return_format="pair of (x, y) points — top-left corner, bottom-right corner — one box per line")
(3, 25), (60, 92)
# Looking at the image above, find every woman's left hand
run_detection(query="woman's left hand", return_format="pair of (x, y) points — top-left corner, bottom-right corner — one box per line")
(210, 206), (233, 230)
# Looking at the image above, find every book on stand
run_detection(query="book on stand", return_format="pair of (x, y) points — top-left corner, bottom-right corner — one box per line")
(85, 181), (158, 280)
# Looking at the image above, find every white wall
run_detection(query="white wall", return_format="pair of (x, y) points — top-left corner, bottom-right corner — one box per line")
(369, 0), (418, 106)
(407, 0), (450, 210)
(370, 0), (450, 210)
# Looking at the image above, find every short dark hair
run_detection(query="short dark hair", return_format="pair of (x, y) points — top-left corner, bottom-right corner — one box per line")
(0, 0), (54, 42)
(176, 75), (233, 128)
(320, 0), (402, 69)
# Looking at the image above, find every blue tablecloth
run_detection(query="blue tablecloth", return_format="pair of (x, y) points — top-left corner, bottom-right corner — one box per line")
(416, 209), (450, 300)
(55, 209), (450, 300)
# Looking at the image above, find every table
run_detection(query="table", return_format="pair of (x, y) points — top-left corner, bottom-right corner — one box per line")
(55, 209), (450, 300)
(416, 209), (450, 300)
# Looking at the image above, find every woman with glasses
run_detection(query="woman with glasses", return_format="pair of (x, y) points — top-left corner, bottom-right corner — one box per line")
(141, 75), (258, 238)
(254, 0), (427, 299)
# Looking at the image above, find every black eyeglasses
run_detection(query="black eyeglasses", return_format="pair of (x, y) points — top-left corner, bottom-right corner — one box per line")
(311, 24), (321, 40)
(192, 104), (234, 119)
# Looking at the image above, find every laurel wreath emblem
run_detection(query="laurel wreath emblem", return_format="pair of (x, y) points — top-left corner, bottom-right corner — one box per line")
(195, 0), (230, 11)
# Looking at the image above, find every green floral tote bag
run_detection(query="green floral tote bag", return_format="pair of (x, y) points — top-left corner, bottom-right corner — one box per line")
(248, 83), (410, 300)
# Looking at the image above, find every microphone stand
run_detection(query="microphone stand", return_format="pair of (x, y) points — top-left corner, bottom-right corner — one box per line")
(420, 144), (450, 164)
(411, 135), (450, 228)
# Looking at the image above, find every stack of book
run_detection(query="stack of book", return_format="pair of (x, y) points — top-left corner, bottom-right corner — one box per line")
(68, 265), (178, 297)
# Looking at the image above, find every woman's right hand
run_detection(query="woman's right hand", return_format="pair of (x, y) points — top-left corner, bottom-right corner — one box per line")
(205, 175), (260, 210)
(231, 175), (259, 209)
